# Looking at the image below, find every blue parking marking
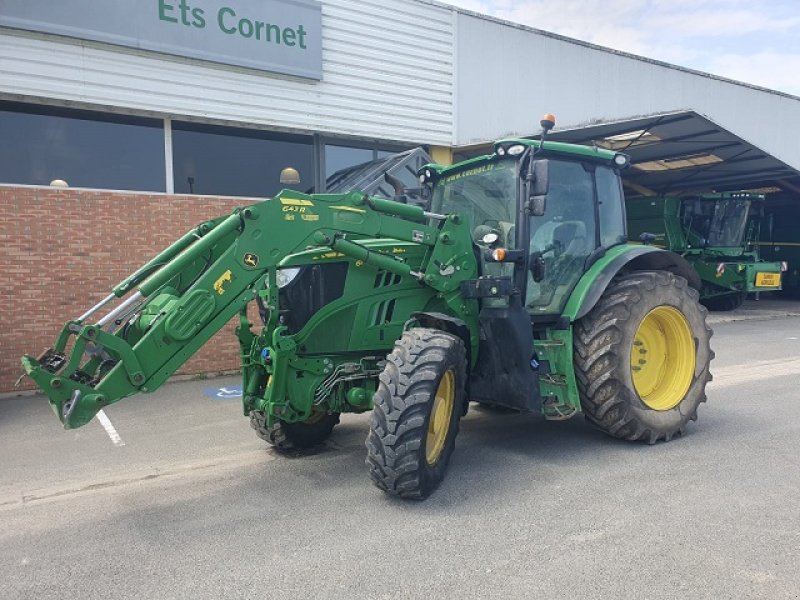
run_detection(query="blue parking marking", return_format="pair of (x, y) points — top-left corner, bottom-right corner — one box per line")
(203, 386), (242, 400)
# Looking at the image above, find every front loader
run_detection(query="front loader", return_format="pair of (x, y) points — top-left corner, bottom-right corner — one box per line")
(22, 116), (713, 499)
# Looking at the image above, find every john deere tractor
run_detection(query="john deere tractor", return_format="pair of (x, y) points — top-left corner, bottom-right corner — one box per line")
(626, 192), (783, 310)
(22, 116), (713, 499)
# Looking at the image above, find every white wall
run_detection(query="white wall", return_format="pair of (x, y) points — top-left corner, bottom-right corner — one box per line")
(454, 12), (800, 170)
(0, 0), (455, 145)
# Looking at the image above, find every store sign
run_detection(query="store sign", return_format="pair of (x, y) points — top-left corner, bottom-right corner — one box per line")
(0, 0), (322, 80)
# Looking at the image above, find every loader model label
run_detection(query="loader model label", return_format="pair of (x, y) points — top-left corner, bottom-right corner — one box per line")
(213, 270), (234, 295)
(243, 253), (259, 267)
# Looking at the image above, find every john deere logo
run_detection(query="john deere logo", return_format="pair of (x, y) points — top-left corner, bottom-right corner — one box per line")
(243, 253), (259, 267)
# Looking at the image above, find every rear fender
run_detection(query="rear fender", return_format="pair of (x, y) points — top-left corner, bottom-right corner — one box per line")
(564, 245), (701, 321)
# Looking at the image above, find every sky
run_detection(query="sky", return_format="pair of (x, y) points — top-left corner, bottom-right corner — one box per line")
(441, 0), (800, 97)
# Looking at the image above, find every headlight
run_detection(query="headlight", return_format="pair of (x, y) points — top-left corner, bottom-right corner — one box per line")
(507, 144), (526, 156)
(614, 153), (630, 167)
(277, 267), (301, 288)
(276, 267), (301, 288)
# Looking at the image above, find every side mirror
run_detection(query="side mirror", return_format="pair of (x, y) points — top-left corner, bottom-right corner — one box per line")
(529, 195), (546, 217)
(531, 159), (549, 197)
(527, 159), (549, 216)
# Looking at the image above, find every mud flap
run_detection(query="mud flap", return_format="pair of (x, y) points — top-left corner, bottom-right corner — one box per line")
(468, 296), (541, 412)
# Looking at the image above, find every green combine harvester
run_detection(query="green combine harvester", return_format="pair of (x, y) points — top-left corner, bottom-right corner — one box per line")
(757, 202), (800, 297)
(626, 192), (783, 311)
(22, 116), (713, 499)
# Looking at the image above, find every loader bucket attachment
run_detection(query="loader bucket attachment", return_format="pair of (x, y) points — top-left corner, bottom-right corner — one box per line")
(20, 210), (246, 429)
(21, 350), (109, 429)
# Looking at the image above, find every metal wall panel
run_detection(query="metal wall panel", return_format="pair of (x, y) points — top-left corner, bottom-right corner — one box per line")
(0, 0), (454, 145)
(455, 12), (800, 170)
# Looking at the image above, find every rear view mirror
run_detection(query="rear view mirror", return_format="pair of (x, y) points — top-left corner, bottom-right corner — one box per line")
(529, 195), (546, 217)
(531, 159), (549, 197)
(527, 159), (549, 216)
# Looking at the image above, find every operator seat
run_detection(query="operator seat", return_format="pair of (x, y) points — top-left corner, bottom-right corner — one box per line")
(552, 221), (587, 257)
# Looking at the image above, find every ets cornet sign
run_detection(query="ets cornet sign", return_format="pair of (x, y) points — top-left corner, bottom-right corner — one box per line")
(0, 0), (323, 80)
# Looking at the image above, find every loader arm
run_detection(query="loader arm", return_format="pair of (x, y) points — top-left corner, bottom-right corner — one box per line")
(22, 189), (478, 429)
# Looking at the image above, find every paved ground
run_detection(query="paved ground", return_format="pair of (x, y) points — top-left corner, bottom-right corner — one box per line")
(1, 311), (799, 599)
(706, 295), (800, 325)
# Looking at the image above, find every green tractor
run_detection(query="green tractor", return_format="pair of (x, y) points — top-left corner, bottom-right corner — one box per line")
(22, 116), (713, 499)
(626, 192), (783, 311)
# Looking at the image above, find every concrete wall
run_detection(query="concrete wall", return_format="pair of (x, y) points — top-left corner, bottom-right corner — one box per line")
(0, 186), (257, 394)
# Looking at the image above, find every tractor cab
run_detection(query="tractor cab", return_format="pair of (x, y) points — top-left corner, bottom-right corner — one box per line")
(680, 193), (756, 250)
(427, 137), (630, 319)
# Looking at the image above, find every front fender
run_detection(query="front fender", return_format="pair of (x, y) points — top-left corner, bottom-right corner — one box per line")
(564, 244), (701, 321)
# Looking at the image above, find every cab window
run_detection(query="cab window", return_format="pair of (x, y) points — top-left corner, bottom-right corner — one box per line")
(596, 166), (627, 248)
(526, 160), (596, 315)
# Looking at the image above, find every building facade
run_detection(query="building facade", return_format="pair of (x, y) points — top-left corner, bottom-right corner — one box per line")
(2, 0), (800, 393)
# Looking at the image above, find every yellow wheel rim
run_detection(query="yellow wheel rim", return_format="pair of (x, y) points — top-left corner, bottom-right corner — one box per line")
(426, 369), (455, 465)
(630, 306), (696, 411)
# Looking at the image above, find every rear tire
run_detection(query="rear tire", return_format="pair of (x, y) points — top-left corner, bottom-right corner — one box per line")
(574, 271), (713, 444)
(249, 410), (340, 452)
(366, 328), (466, 499)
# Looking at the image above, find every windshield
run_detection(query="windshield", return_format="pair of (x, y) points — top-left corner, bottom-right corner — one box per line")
(683, 198), (750, 247)
(430, 161), (519, 249)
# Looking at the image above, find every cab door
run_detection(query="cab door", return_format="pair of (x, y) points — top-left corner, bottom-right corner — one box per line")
(525, 160), (598, 316)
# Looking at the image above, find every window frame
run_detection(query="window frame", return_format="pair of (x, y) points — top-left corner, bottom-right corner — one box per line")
(0, 100), (416, 196)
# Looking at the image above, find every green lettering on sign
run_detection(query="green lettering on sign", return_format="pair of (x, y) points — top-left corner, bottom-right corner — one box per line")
(160, 1), (311, 52)
(158, 0), (177, 23)
(218, 6), (236, 34)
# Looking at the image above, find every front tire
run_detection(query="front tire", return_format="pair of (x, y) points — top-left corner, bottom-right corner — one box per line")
(249, 410), (340, 452)
(366, 328), (467, 499)
(574, 271), (713, 444)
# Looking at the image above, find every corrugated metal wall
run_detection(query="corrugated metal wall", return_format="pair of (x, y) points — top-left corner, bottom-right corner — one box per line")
(4, 1), (800, 168)
(0, 0), (454, 145)
(454, 12), (800, 171)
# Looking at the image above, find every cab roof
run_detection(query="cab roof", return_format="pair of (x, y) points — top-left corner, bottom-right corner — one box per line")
(426, 138), (625, 178)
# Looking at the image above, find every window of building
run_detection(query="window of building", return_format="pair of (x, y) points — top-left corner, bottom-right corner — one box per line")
(323, 142), (413, 192)
(325, 145), (374, 179)
(0, 101), (165, 191)
(172, 122), (314, 197)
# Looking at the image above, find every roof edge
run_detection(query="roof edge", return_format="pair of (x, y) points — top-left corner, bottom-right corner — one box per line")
(415, 0), (800, 103)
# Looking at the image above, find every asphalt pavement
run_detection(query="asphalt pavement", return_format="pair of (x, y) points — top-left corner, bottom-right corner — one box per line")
(1, 312), (799, 599)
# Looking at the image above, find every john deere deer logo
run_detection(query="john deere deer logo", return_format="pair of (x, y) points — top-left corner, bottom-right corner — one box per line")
(243, 253), (259, 267)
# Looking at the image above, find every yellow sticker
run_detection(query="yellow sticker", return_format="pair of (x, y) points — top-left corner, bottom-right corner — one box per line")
(312, 251), (345, 260)
(330, 205), (366, 214)
(301, 214), (320, 221)
(213, 270), (233, 295)
(279, 198), (314, 206)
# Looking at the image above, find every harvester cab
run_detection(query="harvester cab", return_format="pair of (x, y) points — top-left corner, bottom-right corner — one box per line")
(627, 192), (783, 310)
(22, 115), (713, 499)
